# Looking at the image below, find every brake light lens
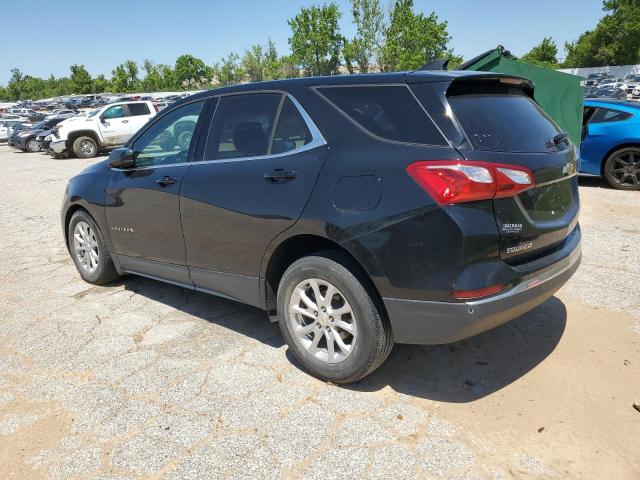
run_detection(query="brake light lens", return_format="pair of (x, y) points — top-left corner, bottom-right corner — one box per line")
(406, 161), (535, 205)
(452, 283), (507, 300)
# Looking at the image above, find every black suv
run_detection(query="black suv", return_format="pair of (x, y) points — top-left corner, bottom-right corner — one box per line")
(62, 71), (581, 383)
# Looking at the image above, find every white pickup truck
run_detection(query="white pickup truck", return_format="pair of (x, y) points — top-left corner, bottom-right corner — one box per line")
(50, 101), (156, 158)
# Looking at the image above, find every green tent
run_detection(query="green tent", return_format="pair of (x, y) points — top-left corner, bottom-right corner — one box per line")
(459, 46), (584, 146)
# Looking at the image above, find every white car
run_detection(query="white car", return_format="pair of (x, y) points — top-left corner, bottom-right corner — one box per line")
(598, 78), (628, 91)
(0, 123), (10, 142)
(632, 85), (640, 99)
(50, 101), (157, 158)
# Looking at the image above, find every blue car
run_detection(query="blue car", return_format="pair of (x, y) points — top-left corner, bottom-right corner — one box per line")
(581, 99), (640, 190)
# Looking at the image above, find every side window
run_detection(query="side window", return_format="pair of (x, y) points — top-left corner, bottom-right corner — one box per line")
(591, 108), (632, 123)
(205, 93), (281, 159)
(131, 100), (205, 167)
(102, 105), (124, 119)
(127, 103), (151, 116)
(317, 85), (446, 145)
(271, 98), (312, 154)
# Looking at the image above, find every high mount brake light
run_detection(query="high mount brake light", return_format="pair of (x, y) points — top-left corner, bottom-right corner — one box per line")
(406, 160), (535, 205)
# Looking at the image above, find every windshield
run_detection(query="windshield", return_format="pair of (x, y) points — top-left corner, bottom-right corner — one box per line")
(32, 120), (47, 129)
(87, 109), (100, 118)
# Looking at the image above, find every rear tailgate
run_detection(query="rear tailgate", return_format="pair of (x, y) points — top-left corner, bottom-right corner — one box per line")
(445, 77), (580, 262)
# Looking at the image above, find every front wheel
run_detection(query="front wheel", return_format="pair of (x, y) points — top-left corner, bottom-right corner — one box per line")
(72, 136), (98, 159)
(603, 147), (640, 190)
(68, 211), (120, 285)
(277, 254), (393, 383)
(25, 138), (41, 152)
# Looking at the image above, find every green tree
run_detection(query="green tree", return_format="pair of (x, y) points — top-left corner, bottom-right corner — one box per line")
(348, 0), (385, 73)
(520, 37), (559, 69)
(212, 53), (244, 86)
(6, 68), (24, 100)
(111, 60), (139, 92)
(174, 54), (210, 89)
(242, 44), (266, 82)
(69, 64), (93, 94)
(91, 74), (109, 93)
(379, 0), (451, 72)
(288, 3), (343, 76)
(564, 0), (640, 67)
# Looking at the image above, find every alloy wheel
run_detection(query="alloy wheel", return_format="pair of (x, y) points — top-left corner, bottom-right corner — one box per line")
(288, 278), (357, 364)
(609, 149), (640, 187)
(73, 221), (99, 273)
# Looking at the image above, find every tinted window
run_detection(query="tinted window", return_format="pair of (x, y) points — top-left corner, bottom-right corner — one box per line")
(205, 93), (281, 159)
(103, 105), (124, 119)
(448, 93), (562, 153)
(271, 98), (312, 154)
(128, 103), (151, 116)
(131, 100), (205, 167)
(590, 108), (632, 123)
(317, 85), (445, 145)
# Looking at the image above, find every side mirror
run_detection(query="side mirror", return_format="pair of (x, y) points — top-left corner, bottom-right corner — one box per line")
(108, 147), (135, 169)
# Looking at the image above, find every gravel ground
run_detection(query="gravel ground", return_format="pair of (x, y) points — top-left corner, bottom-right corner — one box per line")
(0, 144), (638, 479)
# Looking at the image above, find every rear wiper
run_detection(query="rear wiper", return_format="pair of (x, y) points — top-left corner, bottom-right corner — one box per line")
(546, 132), (569, 149)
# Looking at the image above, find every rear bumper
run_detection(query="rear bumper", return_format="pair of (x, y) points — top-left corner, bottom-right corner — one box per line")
(384, 237), (581, 344)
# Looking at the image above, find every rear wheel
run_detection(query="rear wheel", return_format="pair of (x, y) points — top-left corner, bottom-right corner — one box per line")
(277, 254), (393, 383)
(603, 147), (640, 190)
(68, 211), (119, 284)
(25, 138), (41, 152)
(72, 136), (98, 159)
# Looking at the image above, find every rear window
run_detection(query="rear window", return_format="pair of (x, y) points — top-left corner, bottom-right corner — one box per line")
(448, 91), (562, 153)
(317, 85), (446, 145)
(128, 103), (151, 116)
(590, 108), (632, 123)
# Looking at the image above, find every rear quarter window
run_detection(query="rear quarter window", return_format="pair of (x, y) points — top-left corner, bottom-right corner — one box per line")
(448, 92), (562, 153)
(128, 103), (151, 116)
(590, 108), (632, 123)
(316, 85), (446, 145)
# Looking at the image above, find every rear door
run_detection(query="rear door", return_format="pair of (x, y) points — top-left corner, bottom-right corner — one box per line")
(444, 78), (580, 262)
(123, 102), (154, 141)
(180, 92), (328, 304)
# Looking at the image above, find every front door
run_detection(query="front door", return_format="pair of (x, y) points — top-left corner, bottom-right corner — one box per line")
(98, 104), (130, 145)
(105, 99), (208, 285)
(180, 93), (327, 305)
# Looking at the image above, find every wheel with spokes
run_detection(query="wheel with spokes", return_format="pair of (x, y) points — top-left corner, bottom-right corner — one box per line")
(277, 254), (393, 383)
(72, 136), (98, 159)
(603, 147), (640, 190)
(68, 211), (119, 284)
(25, 138), (42, 152)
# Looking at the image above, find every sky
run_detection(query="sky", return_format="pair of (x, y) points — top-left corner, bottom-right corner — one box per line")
(0, 0), (605, 85)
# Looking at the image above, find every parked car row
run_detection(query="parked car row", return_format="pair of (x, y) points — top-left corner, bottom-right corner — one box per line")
(583, 73), (640, 99)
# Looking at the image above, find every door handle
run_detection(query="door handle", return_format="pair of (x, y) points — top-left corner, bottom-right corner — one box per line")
(156, 176), (177, 186)
(122, 119), (129, 123)
(264, 169), (297, 182)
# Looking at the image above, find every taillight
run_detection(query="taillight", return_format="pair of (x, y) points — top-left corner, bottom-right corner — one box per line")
(406, 160), (534, 205)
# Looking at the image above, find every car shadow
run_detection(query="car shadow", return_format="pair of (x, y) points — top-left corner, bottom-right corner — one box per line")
(341, 296), (567, 402)
(118, 275), (566, 402)
(578, 175), (610, 189)
(119, 276), (285, 349)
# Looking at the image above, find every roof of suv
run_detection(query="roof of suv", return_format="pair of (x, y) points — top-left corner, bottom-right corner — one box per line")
(185, 69), (520, 103)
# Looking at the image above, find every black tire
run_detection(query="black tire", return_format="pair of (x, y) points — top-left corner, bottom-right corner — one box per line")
(603, 147), (640, 190)
(277, 253), (393, 383)
(25, 138), (41, 153)
(68, 210), (120, 285)
(72, 136), (98, 159)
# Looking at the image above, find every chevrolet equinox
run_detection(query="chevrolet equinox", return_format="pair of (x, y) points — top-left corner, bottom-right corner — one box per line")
(62, 71), (582, 383)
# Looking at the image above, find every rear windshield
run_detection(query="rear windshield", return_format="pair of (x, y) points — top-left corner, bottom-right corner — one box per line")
(317, 85), (446, 145)
(448, 92), (563, 153)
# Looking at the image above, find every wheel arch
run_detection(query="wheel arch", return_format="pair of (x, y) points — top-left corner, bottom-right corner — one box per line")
(262, 234), (387, 321)
(67, 130), (100, 151)
(63, 204), (91, 251)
